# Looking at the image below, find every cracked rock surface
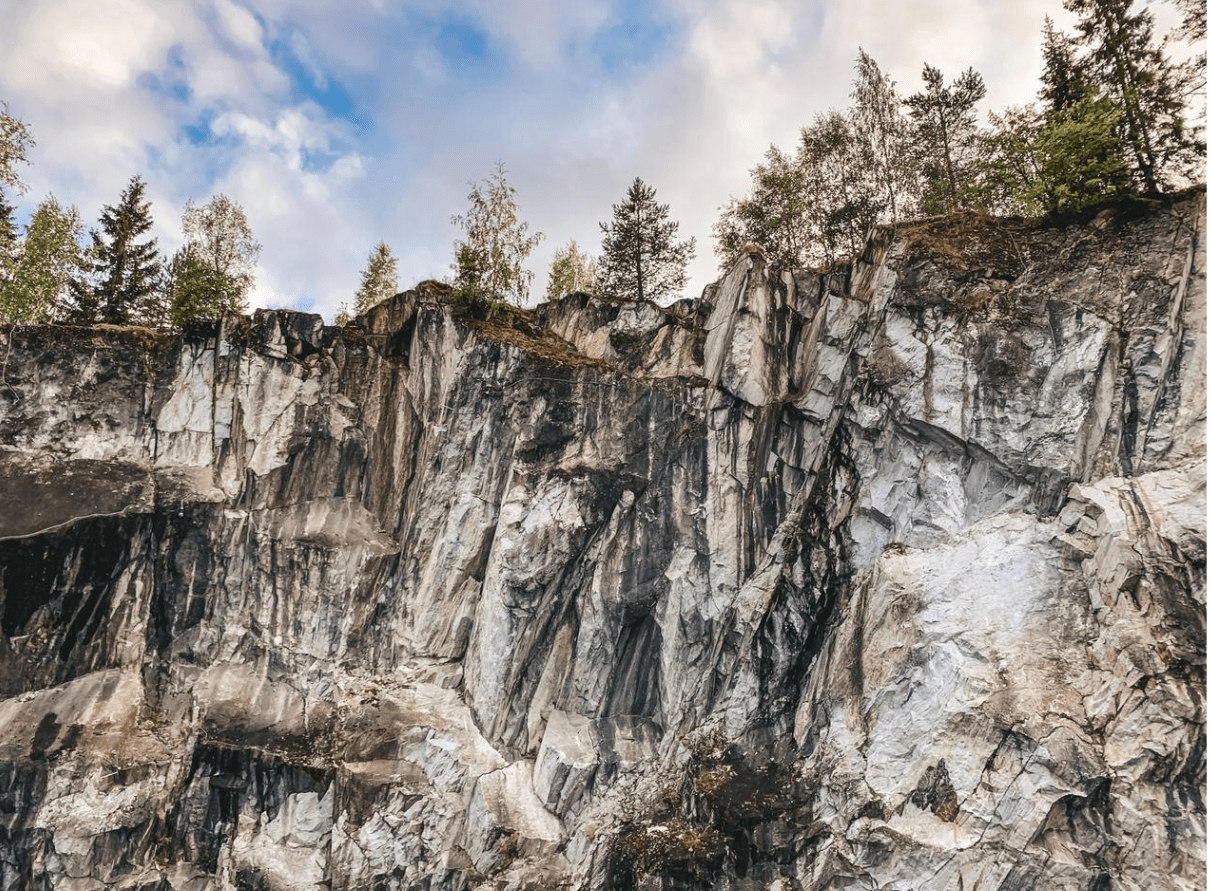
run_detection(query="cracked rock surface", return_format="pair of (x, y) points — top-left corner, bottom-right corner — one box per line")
(0, 194), (1204, 890)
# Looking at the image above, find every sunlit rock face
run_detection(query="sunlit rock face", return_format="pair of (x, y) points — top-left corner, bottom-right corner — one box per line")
(0, 193), (1203, 891)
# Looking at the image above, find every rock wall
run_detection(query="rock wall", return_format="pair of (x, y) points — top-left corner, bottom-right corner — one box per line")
(0, 193), (1204, 890)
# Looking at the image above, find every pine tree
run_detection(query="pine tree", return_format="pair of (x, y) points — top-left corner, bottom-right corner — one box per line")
(451, 163), (543, 305)
(353, 241), (399, 314)
(599, 178), (694, 303)
(906, 65), (988, 214)
(851, 48), (918, 222)
(68, 175), (162, 325)
(1065, 0), (1203, 192)
(0, 196), (82, 324)
(546, 239), (597, 300)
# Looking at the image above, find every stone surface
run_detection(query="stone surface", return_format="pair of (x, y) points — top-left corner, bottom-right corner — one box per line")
(0, 193), (1204, 890)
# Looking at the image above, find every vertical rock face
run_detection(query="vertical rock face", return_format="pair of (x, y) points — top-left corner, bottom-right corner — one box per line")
(0, 194), (1204, 890)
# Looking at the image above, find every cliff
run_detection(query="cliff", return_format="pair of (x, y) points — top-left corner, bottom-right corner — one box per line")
(0, 193), (1204, 890)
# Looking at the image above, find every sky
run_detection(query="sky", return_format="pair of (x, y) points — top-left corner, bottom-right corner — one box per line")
(0, 0), (1190, 320)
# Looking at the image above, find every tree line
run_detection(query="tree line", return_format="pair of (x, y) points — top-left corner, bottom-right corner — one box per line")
(0, 0), (1202, 327)
(0, 157), (265, 328)
(0, 103), (697, 327)
(716, 0), (1204, 271)
(440, 164), (694, 313)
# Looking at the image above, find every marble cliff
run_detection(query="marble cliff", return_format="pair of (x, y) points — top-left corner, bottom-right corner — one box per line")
(0, 192), (1204, 890)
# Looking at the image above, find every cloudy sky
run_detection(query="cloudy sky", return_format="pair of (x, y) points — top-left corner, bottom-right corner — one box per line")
(0, 0), (1186, 319)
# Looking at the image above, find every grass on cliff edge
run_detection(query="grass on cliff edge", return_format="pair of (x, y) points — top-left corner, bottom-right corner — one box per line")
(437, 282), (609, 369)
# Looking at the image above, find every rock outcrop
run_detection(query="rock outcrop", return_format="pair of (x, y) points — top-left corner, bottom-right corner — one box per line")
(0, 193), (1204, 890)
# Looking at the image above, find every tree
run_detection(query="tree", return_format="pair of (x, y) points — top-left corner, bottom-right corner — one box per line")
(0, 101), (33, 193)
(599, 178), (694, 303)
(163, 247), (239, 327)
(906, 64), (988, 214)
(798, 111), (882, 264)
(451, 163), (543, 305)
(851, 48), (918, 222)
(546, 239), (598, 299)
(714, 145), (812, 271)
(1171, 0), (1206, 98)
(0, 196), (82, 324)
(180, 194), (260, 311)
(974, 98), (1129, 215)
(0, 102), (33, 284)
(353, 241), (399, 314)
(0, 191), (17, 275)
(68, 175), (162, 325)
(1040, 16), (1094, 113)
(161, 194), (260, 326)
(1065, 0), (1203, 192)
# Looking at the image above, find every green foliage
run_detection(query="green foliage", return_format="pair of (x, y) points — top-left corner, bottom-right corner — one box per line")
(180, 194), (259, 312)
(164, 247), (240, 327)
(1040, 16), (1093, 113)
(0, 196), (82, 324)
(1030, 95), (1131, 213)
(545, 238), (597, 300)
(161, 194), (260, 327)
(907, 64), (988, 214)
(0, 101), (32, 193)
(451, 163), (543, 305)
(715, 111), (881, 271)
(1065, 0), (1204, 192)
(714, 145), (811, 271)
(799, 111), (882, 263)
(68, 175), (162, 325)
(599, 177), (694, 302)
(353, 241), (399, 314)
(0, 190), (17, 271)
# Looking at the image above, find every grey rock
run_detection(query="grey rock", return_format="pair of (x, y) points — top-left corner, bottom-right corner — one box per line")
(0, 194), (1203, 890)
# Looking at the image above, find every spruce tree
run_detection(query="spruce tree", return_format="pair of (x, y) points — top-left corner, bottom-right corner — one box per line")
(164, 247), (238, 327)
(1065, 0), (1203, 192)
(353, 241), (399, 314)
(69, 175), (162, 325)
(599, 178), (694, 303)
(906, 65), (988, 214)
(1040, 17), (1093, 113)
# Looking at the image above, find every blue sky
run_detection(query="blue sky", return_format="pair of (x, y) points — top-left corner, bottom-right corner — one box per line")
(0, 0), (1184, 319)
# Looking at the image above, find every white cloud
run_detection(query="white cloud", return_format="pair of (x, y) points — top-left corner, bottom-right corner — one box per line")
(0, 0), (1194, 323)
(212, 0), (266, 53)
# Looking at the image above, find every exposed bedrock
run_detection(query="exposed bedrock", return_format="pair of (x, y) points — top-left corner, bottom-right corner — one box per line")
(0, 193), (1204, 890)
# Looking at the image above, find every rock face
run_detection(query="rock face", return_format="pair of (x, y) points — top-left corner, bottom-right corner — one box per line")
(0, 194), (1204, 891)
